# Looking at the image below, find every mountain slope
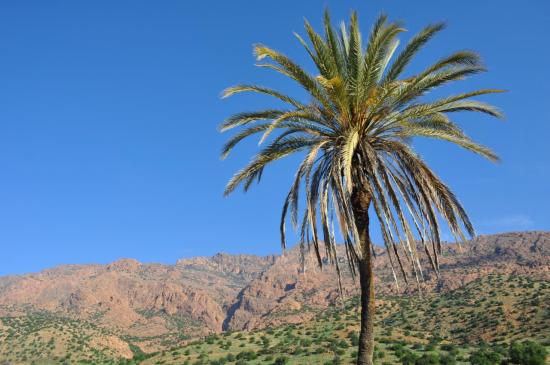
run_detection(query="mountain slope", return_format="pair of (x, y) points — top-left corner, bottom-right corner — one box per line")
(0, 254), (274, 352)
(0, 231), (548, 361)
(142, 274), (550, 365)
(224, 231), (550, 330)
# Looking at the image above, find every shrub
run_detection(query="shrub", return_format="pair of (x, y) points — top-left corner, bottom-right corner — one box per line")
(424, 343), (436, 352)
(273, 355), (289, 365)
(439, 354), (456, 365)
(415, 353), (440, 365)
(509, 341), (548, 365)
(348, 332), (359, 346)
(440, 344), (455, 352)
(337, 340), (349, 349)
(469, 348), (501, 365)
(399, 349), (419, 365)
(236, 350), (257, 361)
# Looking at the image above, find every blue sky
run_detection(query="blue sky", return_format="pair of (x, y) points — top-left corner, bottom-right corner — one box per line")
(0, 1), (549, 275)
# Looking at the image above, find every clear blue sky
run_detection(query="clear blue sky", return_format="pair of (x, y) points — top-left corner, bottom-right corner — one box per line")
(1, 1), (549, 275)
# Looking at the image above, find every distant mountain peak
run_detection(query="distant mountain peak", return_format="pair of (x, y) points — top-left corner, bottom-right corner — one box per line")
(106, 258), (142, 272)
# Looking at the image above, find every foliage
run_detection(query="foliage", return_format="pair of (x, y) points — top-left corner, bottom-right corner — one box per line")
(468, 348), (501, 365)
(415, 353), (441, 364)
(3, 278), (545, 365)
(274, 355), (290, 364)
(509, 341), (548, 365)
(220, 9), (503, 287)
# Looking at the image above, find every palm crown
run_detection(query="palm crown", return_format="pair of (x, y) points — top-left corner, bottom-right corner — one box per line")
(220, 11), (502, 287)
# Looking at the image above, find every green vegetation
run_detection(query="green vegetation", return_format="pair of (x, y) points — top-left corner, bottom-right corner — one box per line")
(0, 309), (119, 364)
(382, 274), (550, 344)
(0, 274), (548, 364)
(509, 341), (548, 365)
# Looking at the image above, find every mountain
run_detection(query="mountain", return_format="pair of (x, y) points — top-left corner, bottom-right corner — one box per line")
(223, 231), (550, 331)
(0, 253), (275, 354)
(142, 273), (550, 365)
(0, 231), (548, 362)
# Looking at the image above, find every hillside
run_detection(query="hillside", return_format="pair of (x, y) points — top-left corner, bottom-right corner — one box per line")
(2, 274), (547, 364)
(0, 231), (548, 364)
(142, 274), (549, 365)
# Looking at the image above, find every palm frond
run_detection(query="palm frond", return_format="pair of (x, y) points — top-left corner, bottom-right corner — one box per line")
(384, 22), (445, 82)
(221, 10), (503, 289)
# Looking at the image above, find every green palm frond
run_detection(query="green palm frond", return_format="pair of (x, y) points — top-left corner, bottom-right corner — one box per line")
(222, 84), (305, 108)
(221, 10), (503, 286)
(384, 22), (445, 82)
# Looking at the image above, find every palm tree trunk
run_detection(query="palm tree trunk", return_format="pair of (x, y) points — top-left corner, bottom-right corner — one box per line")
(352, 188), (375, 365)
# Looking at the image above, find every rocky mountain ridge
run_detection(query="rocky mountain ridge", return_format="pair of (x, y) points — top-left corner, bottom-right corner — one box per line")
(0, 231), (548, 352)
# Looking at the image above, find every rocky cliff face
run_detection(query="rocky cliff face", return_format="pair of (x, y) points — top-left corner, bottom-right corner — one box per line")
(0, 232), (548, 341)
(225, 231), (550, 331)
(0, 253), (274, 338)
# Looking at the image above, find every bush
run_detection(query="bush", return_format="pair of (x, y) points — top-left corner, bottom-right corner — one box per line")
(440, 344), (455, 352)
(469, 348), (501, 365)
(337, 339), (349, 348)
(424, 343), (436, 352)
(273, 355), (289, 365)
(236, 350), (257, 361)
(439, 354), (456, 365)
(348, 332), (359, 346)
(399, 349), (419, 365)
(415, 353), (440, 365)
(509, 341), (548, 365)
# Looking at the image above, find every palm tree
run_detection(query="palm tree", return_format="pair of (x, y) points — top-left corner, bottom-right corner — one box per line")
(220, 10), (502, 365)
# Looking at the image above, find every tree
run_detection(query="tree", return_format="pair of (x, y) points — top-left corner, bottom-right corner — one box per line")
(400, 350), (419, 365)
(273, 355), (289, 365)
(415, 353), (440, 365)
(509, 341), (548, 365)
(220, 9), (502, 365)
(469, 348), (501, 365)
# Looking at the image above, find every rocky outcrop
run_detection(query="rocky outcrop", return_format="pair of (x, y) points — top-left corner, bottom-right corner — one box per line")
(0, 231), (548, 341)
(0, 253), (274, 337)
(223, 231), (550, 331)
